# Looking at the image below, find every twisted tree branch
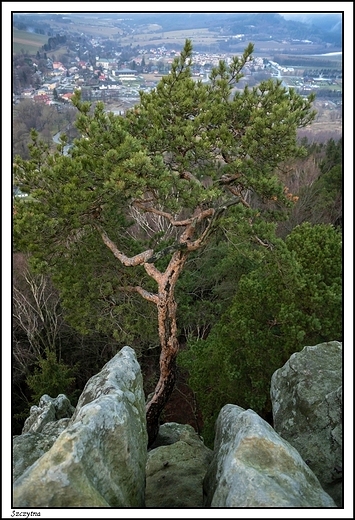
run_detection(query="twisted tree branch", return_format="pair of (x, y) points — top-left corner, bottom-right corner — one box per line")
(94, 224), (154, 266)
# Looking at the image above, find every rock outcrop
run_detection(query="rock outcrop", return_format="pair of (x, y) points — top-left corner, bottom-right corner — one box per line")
(21, 393), (75, 434)
(13, 346), (147, 507)
(13, 394), (74, 482)
(271, 341), (342, 506)
(13, 341), (342, 508)
(145, 423), (213, 507)
(204, 404), (337, 507)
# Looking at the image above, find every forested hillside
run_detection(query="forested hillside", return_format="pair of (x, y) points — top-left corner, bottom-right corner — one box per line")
(12, 41), (342, 443)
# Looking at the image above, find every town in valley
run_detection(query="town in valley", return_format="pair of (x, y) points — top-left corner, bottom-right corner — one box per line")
(13, 11), (343, 152)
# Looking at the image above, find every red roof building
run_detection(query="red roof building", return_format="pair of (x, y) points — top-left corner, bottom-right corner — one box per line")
(61, 92), (74, 102)
(33, 94), (51, 104)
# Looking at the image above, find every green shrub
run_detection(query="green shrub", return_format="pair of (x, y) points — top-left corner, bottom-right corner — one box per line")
(179, 223), (342, 447)
(26, 347), (78, 404)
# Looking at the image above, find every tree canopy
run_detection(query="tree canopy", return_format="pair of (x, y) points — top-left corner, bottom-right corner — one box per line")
(13, 40), (316, 445)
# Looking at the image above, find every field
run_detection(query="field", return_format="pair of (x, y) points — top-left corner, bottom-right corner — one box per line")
(48, 18), (221, 46)
(49, 20), (121, 39)
(13, 29), (48, 54)
(119, 28), (221, 48)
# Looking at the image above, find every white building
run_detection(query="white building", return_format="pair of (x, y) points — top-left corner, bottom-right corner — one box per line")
(115, 68), (138, 81)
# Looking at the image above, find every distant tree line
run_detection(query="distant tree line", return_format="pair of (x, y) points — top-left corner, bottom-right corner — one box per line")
(314, 89), (342, 99)
(274, 55), (341, 68)
(304, 69), (342, 79)
(297, 88), (342, 99)
(13, 18), (51, 35)
(42, 33), (67, 52)
(230, 13), (341, 46)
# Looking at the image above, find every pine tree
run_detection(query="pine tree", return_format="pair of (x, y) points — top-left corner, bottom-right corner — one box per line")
(14, 40), (316, 446)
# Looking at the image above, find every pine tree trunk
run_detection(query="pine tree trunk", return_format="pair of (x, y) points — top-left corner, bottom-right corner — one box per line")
(145, 254), (186, 447)
(97, 213), (213, 447)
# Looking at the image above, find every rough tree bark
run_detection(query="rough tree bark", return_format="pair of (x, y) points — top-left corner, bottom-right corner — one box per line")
(144, 249), (188, 446)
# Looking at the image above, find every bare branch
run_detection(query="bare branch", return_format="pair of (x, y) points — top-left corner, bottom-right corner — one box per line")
(120, 285), (159, 304)
(95, 224), (154, 266)
(133, 202), (194, 227)
(252, 235), (274, 249)
(180, 207), (215, 239)
(13, 269), (65, 360)
(144, 261), (163, 282)
(219, 173), (242, 184)
(128, 205), (179, 242)
(226, 185), (252, 208)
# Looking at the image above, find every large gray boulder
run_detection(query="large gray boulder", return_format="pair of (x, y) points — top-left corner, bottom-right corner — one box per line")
(204, 404), (337, 507)
(148, 421), (200, 449)
(271, 341), (342, 506)
(145, 423), (213, 507)
(13, 346), (147, 507)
